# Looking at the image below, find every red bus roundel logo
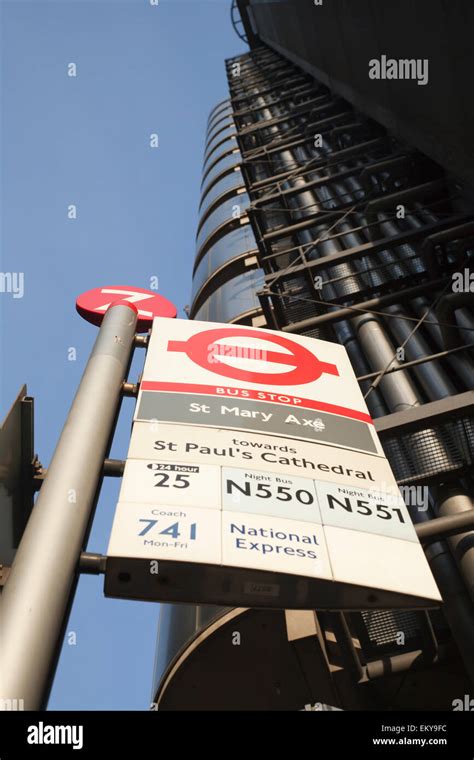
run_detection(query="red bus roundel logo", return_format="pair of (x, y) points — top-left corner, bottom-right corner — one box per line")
(76, 286), (177, 331)
(168, 327), (338, 385)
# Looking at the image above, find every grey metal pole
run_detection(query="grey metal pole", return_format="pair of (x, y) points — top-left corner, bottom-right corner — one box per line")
(0, 302), (138, 710)
(416, 508), (474, 544)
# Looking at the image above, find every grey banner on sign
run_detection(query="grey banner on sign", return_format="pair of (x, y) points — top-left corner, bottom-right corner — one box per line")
(136, 392), (377, 454)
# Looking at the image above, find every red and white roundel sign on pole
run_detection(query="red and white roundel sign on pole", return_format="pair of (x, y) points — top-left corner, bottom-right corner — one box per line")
(138, 317), (371, 420)
(103, 316), (441, 611)
(76, 286), (177, 331)
(167, 327), (339, 385)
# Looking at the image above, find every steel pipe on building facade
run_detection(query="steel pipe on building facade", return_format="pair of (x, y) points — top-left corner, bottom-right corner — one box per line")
(249, 85), (474, 681)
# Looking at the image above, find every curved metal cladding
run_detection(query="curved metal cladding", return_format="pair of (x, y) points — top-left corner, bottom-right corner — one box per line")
(151, 102), (265, 710)
(201, 148), (243, 199)
(207, 98), (232, 127)
(189, 99), (264, 325)
(207, 117), (234, 149)
(152, 41), (474, 712)
(205, 125), (237, 163)
(199, 167), (245, 221)
(192, 225), (258, 304)
(193, 267), (264, 322)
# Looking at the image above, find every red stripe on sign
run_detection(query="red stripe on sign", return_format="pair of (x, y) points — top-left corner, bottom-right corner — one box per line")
(140, 381), (373, 425)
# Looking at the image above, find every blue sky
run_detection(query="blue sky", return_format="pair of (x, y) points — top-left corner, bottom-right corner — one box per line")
(1, 0), (246, 709)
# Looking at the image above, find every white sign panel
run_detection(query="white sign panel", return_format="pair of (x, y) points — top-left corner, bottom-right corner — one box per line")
(119, 459), (221, 510)
(221, 512), (332, 579)
(126, 422), (399, 489)
(134, 318), (383, 456)
(138, 317), (370, 413)
(108, 502), (221, 565)
(323, 526), (435, 599)
(222, 467), (321, 523)
(315, 481), (418, 542)
(105, 320), (441, 610)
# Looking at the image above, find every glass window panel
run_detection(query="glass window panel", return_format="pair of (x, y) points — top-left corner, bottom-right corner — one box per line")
(196, 192), (249, 255)
(201, 150), (241, 194)
(192, 225), (257, 301)
(207, 116), (234, 145)
(194, 269), (264, 323)
(204, 125), (236, 162)
(199, 168), (244, 220)
(203, 135), (238, 175)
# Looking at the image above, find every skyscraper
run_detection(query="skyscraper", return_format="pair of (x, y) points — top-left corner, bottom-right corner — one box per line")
(190, 98), (264, 327)
(151, 3), (474, 710)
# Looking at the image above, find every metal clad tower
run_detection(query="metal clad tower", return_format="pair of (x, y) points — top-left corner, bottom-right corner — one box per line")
(191, 98), (265, 326)
(152, 5), (474, 711)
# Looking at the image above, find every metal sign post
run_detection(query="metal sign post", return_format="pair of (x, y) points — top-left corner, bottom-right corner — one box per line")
(0, 303), (137, 709)
(0, 286), (176, 711)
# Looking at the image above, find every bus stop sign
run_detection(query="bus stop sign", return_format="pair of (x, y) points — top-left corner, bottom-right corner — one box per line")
(76, 286), (177, 331)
